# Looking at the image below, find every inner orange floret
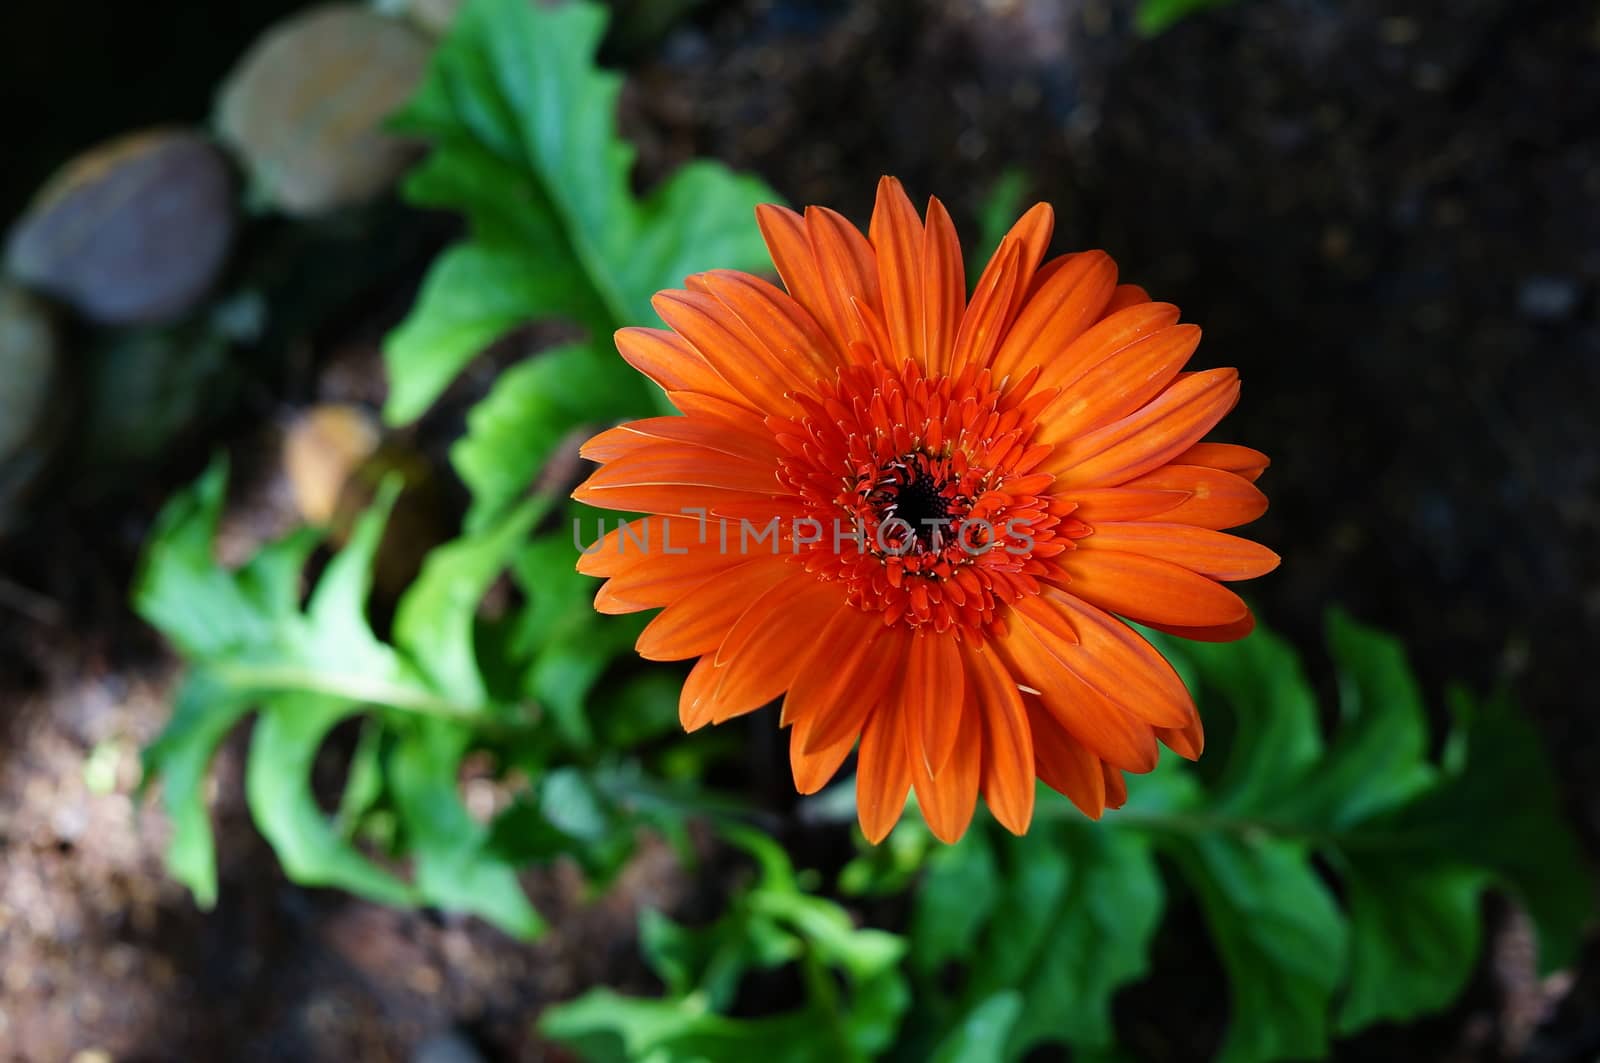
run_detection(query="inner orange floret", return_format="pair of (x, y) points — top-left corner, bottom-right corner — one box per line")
(771, 359), (1087, 636)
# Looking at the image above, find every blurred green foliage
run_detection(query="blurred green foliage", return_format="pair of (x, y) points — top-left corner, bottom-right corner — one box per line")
(133, 0), (1591, 1060)
(1135, 0), (1242, 36)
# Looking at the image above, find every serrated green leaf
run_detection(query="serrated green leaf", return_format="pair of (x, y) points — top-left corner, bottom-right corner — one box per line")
(452, 344), (634, 531)
(929, 991), (1023, 1063)
(382, 0), (779, 425)
(1135, 0), (1240, 36)
(140, 672), (255, 908)
(1163, 833), (1347, 1063)
(390, 717), (544, 937)
(247, 693), (415, 904)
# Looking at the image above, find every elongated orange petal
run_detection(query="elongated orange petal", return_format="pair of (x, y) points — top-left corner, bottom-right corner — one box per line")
(856, 695), (913, 843)
(575, 442), (781, 495)
(1062, 486), (1189, 524)
(1124, 464), (1268, 529)
(1103, 283), (1151, 314)
(904, 630), (965, 777)
(1034, 590), (1196, 729)
(1157, 712), (1206, 759)
(679, 656), (720, 731)
(697, 268), (841, 378)
(579, 415), (782, 465)
(1035, 325), (1201, 445)
(999, 612), (1159, 771)
(1045, 368), (1240, 485)
(1145, 613), (1256, 646)
(1034, 301), (1181, 394)
(1057, 548), (1249, 629)
(786, 608), (903, 751)
(615, 326), (746, 406)
(949, 238), (1022, 374)
(704, 577), (846, 722)
(805, 205), (882, 355)
(921, 196), (965, 374)
(869, 176), (926, 368)
(966, 643), (1035, 834)
(790, 717), (858, 795)
(1079, 522), (1280, 581)
(991, 251), (1117, 379)
(653, 290), (807, 410)
(756, 203), (838, 345)
(1025, 700), (1107, 818)
(635, 557), (794, 660)
(911, 696), (980, 843)
(1174, 442), (1270, 482)
(1103, 763), (1130, 808)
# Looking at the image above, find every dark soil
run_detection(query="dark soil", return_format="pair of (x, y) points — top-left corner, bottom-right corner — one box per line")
(3, 0), (1598, 1060)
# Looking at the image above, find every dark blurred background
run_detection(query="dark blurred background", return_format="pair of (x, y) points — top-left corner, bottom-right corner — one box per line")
(1, 0), (1596, 1060)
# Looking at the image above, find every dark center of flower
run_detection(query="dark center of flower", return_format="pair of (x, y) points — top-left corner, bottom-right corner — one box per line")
(867, 455), (962, 551)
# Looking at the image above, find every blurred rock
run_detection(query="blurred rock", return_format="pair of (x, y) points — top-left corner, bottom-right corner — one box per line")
(283, 403), (382, 526)
(406, 0), (461, 36)
(3, 130), (236, 326)
(0, 286), (66, 524)
(217, 5), (431, 216)
(1517, 274), (1583, 323)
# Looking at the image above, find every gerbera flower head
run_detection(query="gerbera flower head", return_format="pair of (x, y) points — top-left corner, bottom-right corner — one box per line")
(574, 177), (1277, 844)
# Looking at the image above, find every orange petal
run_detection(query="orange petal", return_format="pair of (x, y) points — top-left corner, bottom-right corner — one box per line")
(575, 442), (781, 495)
(1057, 548), (1249, 629)
(1062, 486), (1190, 524)
(1174, 442), (1270, 482)
(949, 238), (1022, 374)
(1034, 301), (1182, 394)
(904, 630), (965, 777)
(697, 268), (841, 378)
(1103, 284), (1151, 315)
(756, 203), (838, 347)
(635, 557), (794, 660)
(580, 414), (781, 465)
(999, 611), (1159, 771)
(1045, 368), (1240, 486)
(615, 326), (746, 407)
(869, 176), (926, 368)
(786, 609), (903, 751)
(679, 656), (720, 731)
(1102, 762), (1130, 809)
(1157, 712), (1206, 759)
(790, 717), (858, 795)
(920, 196), (965, 374)
(990, 251), (1118, 379)
(1035, 325), (1201, 446)
(966, 643), (1035, 834)
(1144, 613), (1256, 645)
(1124, 464), (1268, 530)
(993, 202), (1056, 322)
(1079, 523), (1279, 581)
(911, 695), (981, 843)
(856, 697), (912, 843)
(1025, 700), (1106, 818)
(703, 576), (847, 723)
(652, 290), (802, 411)
(805, 205), (882, 355)
(1031, 591), (1196, 729)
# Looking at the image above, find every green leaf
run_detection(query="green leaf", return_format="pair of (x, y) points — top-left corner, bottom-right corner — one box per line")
(906, 612), (1592, 1063)
(1162, 834), (1346, 1063)
(382, 0), (779, 425)
(928, 992), (1023, 1063)
(389, 717), (543, 937)
(909, 821), (1163, 1058)
(135, 459), (549, 934)
(451, 344), (633, 531)
(246, 692), (415, 905)
(1135, 0), (1241, 36)
(542, 827), (909, 1062)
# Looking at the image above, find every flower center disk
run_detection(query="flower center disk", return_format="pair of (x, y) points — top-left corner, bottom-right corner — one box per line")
(771, 360), (1085, 636)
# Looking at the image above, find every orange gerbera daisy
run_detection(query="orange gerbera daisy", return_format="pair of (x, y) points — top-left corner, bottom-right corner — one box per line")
(574, 177), (1277, 844)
